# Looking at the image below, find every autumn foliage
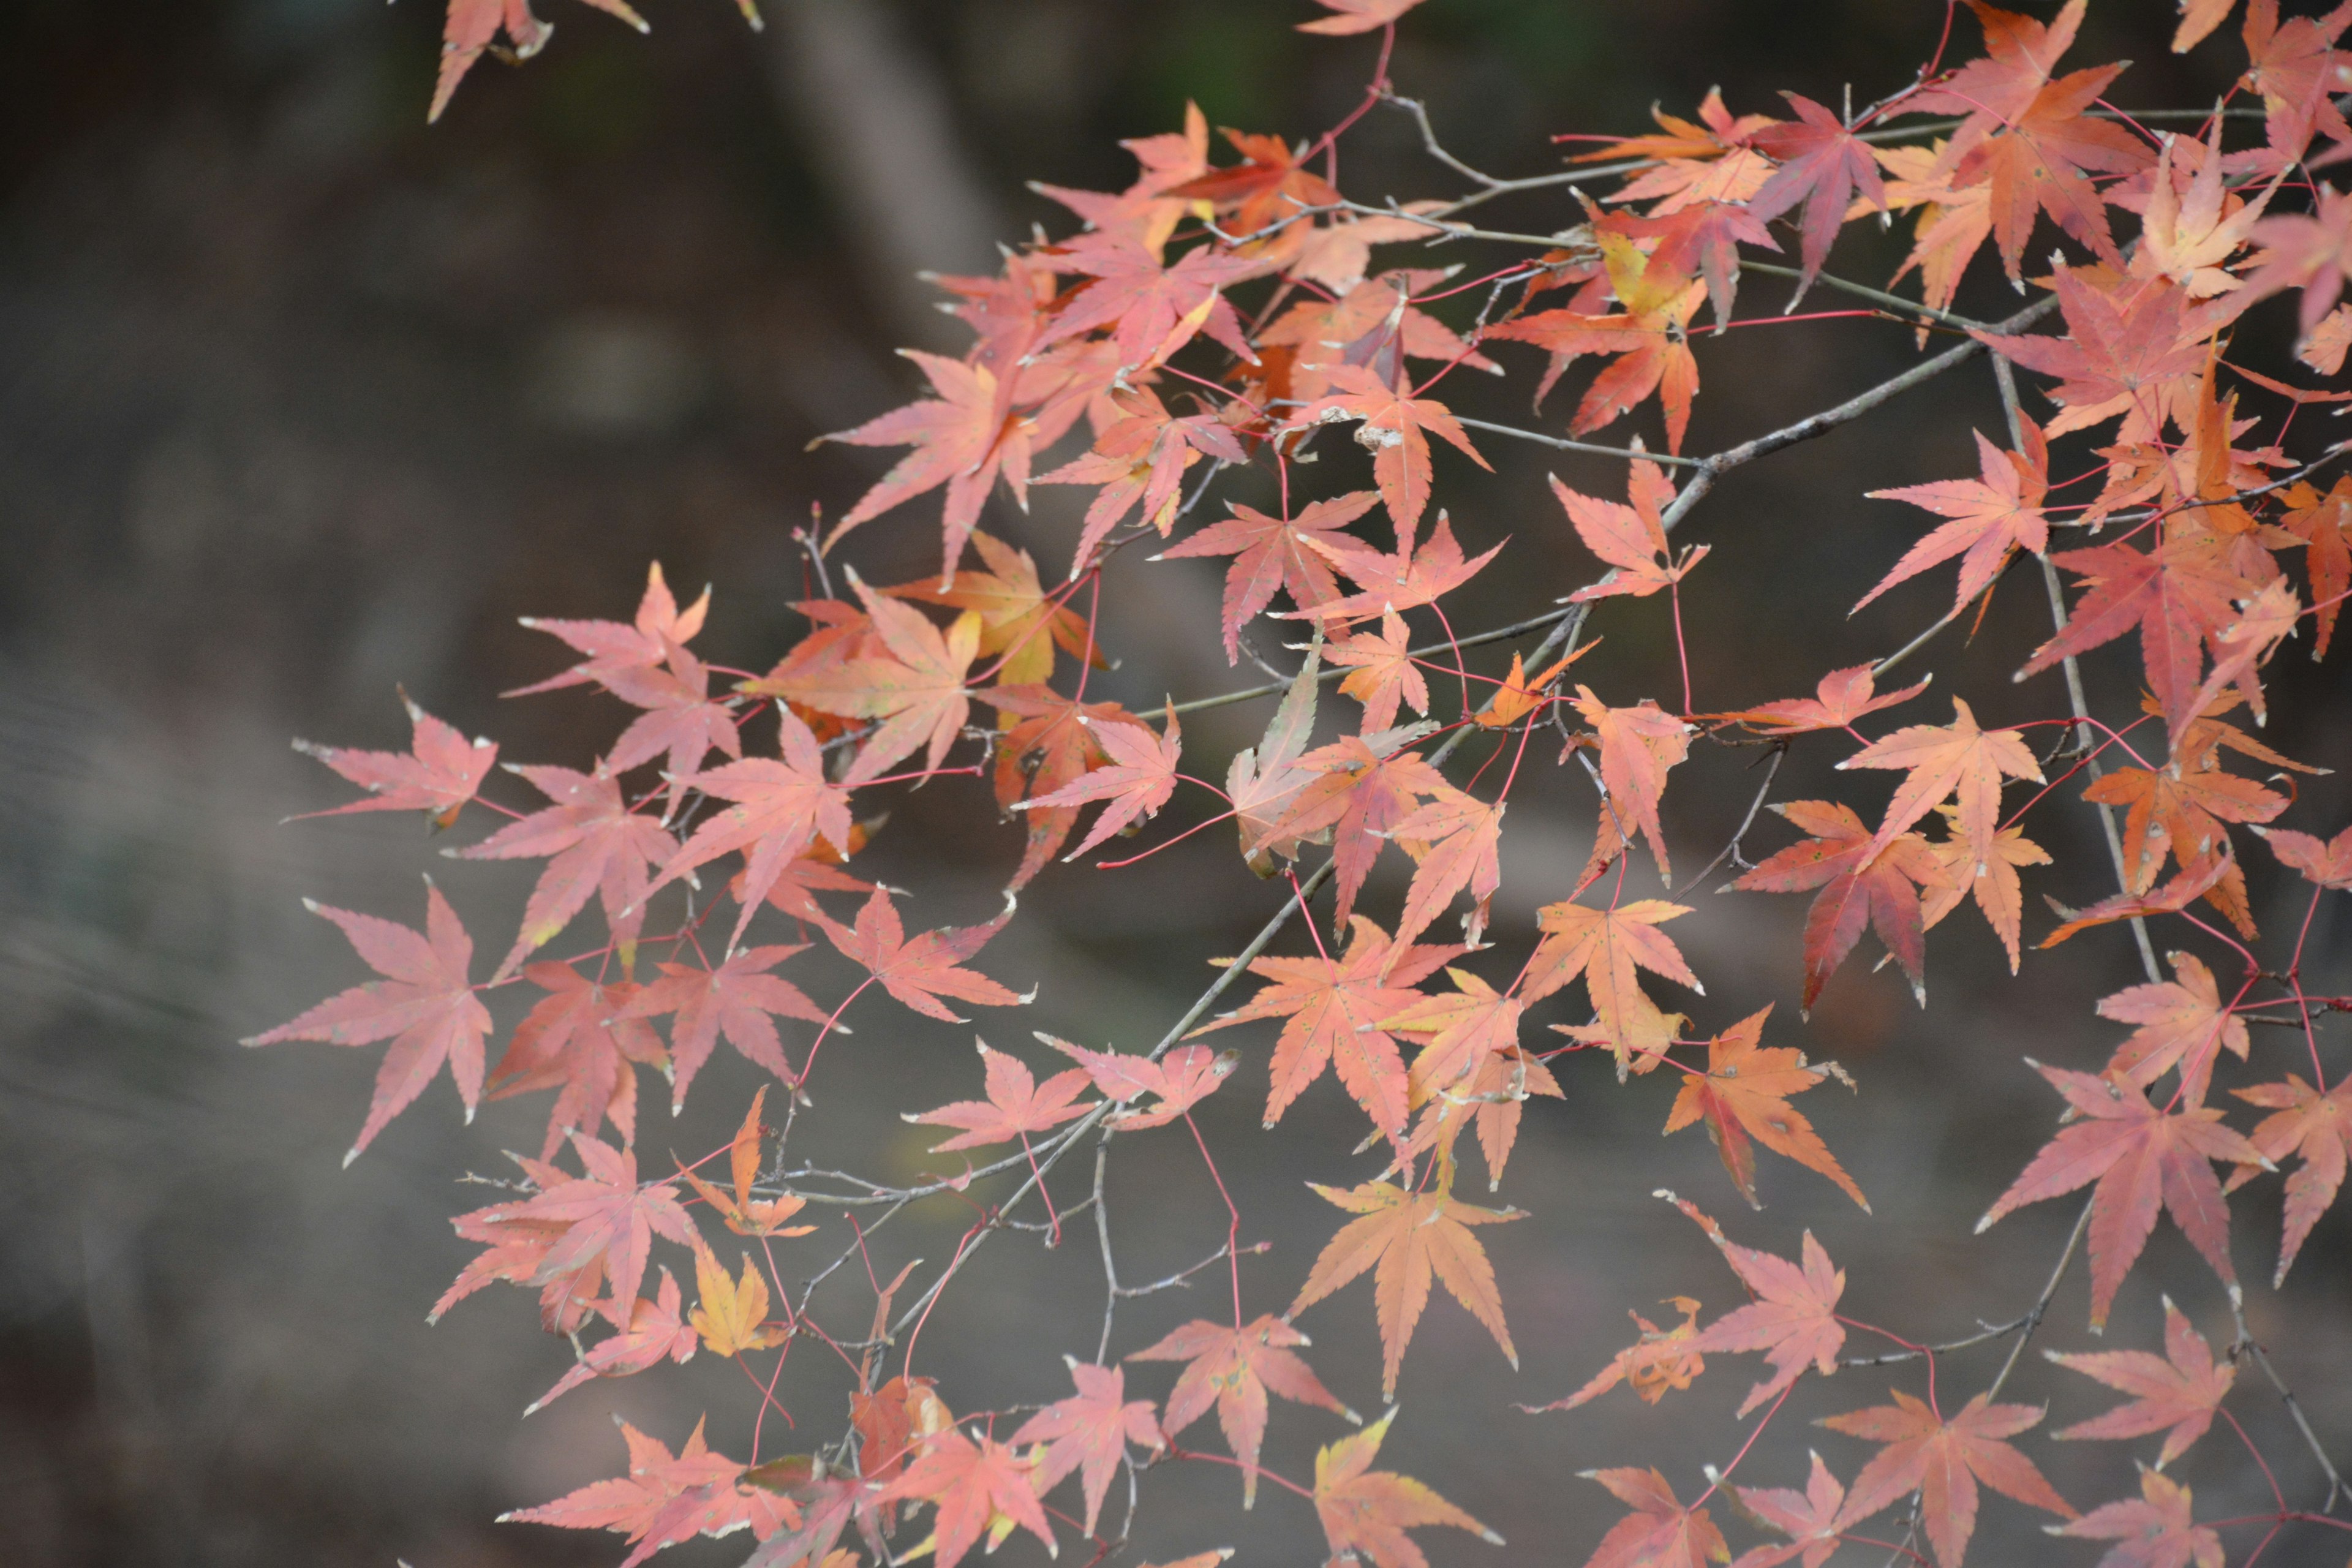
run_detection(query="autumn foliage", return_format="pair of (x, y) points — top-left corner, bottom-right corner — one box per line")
(258, 3), (2352, 1567)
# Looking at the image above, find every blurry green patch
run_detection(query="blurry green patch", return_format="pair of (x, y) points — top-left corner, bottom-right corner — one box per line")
(527, 27), (662, 162)
(1414, 0), (1605, 97)
(1125, 0), (1295, 134)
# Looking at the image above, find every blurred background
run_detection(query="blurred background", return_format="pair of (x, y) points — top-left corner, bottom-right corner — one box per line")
(3, 1), (2348, 1564)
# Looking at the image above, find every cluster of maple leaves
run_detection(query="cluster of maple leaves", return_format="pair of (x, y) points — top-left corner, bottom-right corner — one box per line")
(262, 2), (2352, 1566)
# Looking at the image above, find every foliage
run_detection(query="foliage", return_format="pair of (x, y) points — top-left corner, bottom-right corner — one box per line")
(262, 3), (2352, 1566)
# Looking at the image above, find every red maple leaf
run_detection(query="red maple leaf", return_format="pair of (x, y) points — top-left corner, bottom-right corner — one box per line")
(625, 944), (827, 1106)
(904, 1040), (1093, 1152)
(1039, 386), (1248, 569)
(1554, 459), (1709, 601)
(1297, 364), (1491, 547)
(1484, 234), (1705, 452)
(1920, 813), (2052, 974)
(246, 881), (492, 1163)
(1297, 0), (1429, 36)
(1530, 1295), (1703, 1413)
(454, 763), (676, 978)
(1157, 491), (1377, 662)
(510, 561), (710, 698)
(502, 1416), (795, 1568)
(1746, 94), (1887, 300)
(1327, 609), (1431, 733)
(601, 639), (742, 813)
(2019, 526), (2254, 738)
(1044, 1036), (1238, 1131)
(1015, 704), (1183, 863)
(1577, 1467), (1728, 1568)
(1978, 1061), (2270, 1327)
(648, 704), (854, 956)
(1387, 784), (1506, 949)
(291, 691), (496, 829)
(2275, 478), (2351, 658)
(526, 1265), (699, 1415)
(2230, 1070), (2352, 1284)
(1733, 1451), (1848, 1568)
(1836, 698), (2042, 872)
(1666, 1006), (1868, 1211)
(476, 1131), (696, 1324)
(1010, 1360), (1166, 1534)
(2242, 0), (2352, 167)
(2257, 820), (2352, 889)
(1823, 1389), (2075, 1568)
(2050, 1469), (2225, 1568)
(1291, 510), (1507, 625)
(819, 352), (1036, 581)
(1705, 664), (1929, 737)
(1524, 897), (1698, 1072)
(1858, 419), (2051, 616)
(1573, 687), (1696, 880)
(488, 961), (668, 1158)
(2049, 1295), (2236, 1468)
(1129, 1313), (1354, 1509)
(1312, 1412), (1501, 1568)
(1292, 1165), (1523, 1398)
(1733, 800), (1954, 1013)
(1169, 128), (1341, 238)
(2095, 950), (2250, 1110)
(1978, 270), (2212, 441)
(976, 685), (1134, 888)
(1033, 233), (1270, 369)
(1265, 734), (1445, 928)
(819, 887), (1026, 1023)
(880, 1426), (1054, 1568)
(1192, 914), (1462, 1137)
(1660, 1193), (1849, 1414)
(2040, 851), (2236, 948)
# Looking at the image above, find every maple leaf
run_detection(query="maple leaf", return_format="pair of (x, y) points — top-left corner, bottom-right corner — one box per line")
(803, 570), (979, 788)
(1313, 1411), (1501, 1568)
(483, 1132), (696, 1323)
(2049, 1469), (2224, 1568)
(741, 1463), (884, 1568)
(881, 1426), (1054, 1568)
(2095, 950), (2250, 1109)
(1158, 491), (1377, 662)
(1043, 1036), (1237, 1131)
(2252, 183), (2352, 336)
(1298, 364), (1491, 549)
(2242, 0), (2352, 167)
(904, 1039), (1093, 1152)
(689, 1240), (787, 1359)
(1486, 233), (1705, 452)
(1733, 1451), (1848, 1568)
(2272, 477), (2352, 654)
(1011, 1359), (1166, 1535)
(2040, 851), (2237, 949)
(888, 531), (1099, 687)
(1572, 687), (1695, 881)
(2230, 1071), (2352, 1284)
(1577, 1467), (1728, 1568)
(1673, 1206), (1849, 1416)
(1733, 800), (1953, 1013)
(1836, 697), (2041, 872)
(647, 704), (853, 956)
(1823, 1389), (2075, 1568)
(290, 690), (496, 829)
(1129, 1313), (1355, 1508)
(510, 561), (712, 698)
(530, 1265), (701, 1414)
(2020, 527), (2255, 741)
(488, 961), (668, 1158)
(2048, 1296), (2234, 1468)
(1298, 0), (1427, 35)
(1039, 386), (1250, 569)
(453, 763), (676, 978)
(2257, 820), (2352, 889)
(1269, 734), (1446, 928)
(1858, 420), (2051, 617)
(1524, 898), (1700, 1072)
(1387, 785), (1506, 950)
(1226, 646), (1327, 874)
(679, 1088), (816, 1238)
(1033, 233), (1269, 369)
(602, 639), (743, 815)
(977, 685), (1135, 887)
(819, 352), (1036, 581)
(434, 1147), (588, 1330)
(1289, 510), (1507, 625)
(1292, 1163), (1523, 1398)
(2127, 122), (2271, 301)
(1705, 665), (1929, 738)
(627, 946), (827, 1106)
(823, 886), (1027, 1024)
(1553, 461), (1709, 602)
(1382, 967), (1522, 1104)
(1667, 1006), (1867, 1211)
(1880, 140), (1997, 322)
(1014, 704), (1182, 863)
(1532, 1295), (1705, 1412)
(246, 881), (492, 1163)
(502, 1416), (795, 1568)
(1329, 609), (1431, 733)
(1978, 1061), (2271, 1327)
(1422, 1043), (1562, 1189)
(1746, 93), (1887, 301)
(1193, 914), (1462, 1137)
(1978, 270), (2212, 442)
(1920, 813), (2052, 973)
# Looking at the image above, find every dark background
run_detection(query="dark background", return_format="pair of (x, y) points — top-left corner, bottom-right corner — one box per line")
(2, 1), (2348, 1565)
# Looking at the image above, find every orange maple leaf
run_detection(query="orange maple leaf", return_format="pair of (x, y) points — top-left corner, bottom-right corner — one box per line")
(1733, 800), (1953, 1012)
(1576, 1467), (1728, 1568)
(2229, 1070), (2352, 1284)
(1485, 234), (1705, 452)
(1554, 459), (1709, 602)
(903, 1039), (1092, 1153)
(1312, 1412), (1501, 1568)
(1572, 686), (1696, 880)
(1836, 697), (2041, 872)
(1010, 1360), (1166, 1535)
(291, 690), (496, 829)
(880, 1427), (1054, 1568)
(1129, 1313), (1355, 1508)
(2049, 1295), (2235, 1468)
(1016, 704), (1183, 863)
(503, 1415), (796, 1568)
(816, 887), (1026, 1024)
(1858, 418), (2051, 617)
(1823, 1389), (2075, 1568)
(1665, 1006), (1868, 1210)
(888, 530), (1100, 686)
(1298, 364), (1493, 549)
